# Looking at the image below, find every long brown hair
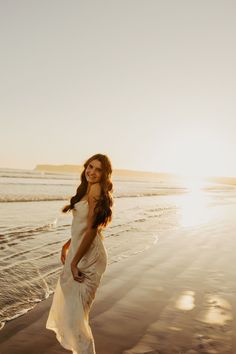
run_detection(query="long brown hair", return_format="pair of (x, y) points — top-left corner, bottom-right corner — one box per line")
(62, 154), (113, 229)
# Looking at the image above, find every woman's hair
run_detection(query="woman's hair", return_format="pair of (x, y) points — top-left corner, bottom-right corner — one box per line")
(62, 153), (113, 229)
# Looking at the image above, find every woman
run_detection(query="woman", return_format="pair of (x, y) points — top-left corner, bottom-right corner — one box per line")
(46, 153), (113, 354)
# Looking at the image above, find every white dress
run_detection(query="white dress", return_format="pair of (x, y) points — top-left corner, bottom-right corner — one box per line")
(46, 200), (108, 354)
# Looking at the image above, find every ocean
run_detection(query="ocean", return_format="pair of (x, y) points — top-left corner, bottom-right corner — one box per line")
(0, 167), (236, 330)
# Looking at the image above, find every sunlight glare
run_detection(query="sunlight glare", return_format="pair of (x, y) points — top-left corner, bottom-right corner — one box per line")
(197, 295), (232, 325)
(177, 177), (211, 228)
(175, 290), (195, 311)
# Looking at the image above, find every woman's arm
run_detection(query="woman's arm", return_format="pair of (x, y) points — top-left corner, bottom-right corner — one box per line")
(63, 238), (71, 248)
(61, 238), (71, 264)
(71, 183), (101, 268)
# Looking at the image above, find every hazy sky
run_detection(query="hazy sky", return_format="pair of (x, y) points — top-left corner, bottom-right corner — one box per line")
(1, 0), (236, 177)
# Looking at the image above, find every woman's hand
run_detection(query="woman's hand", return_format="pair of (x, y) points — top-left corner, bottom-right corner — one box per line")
(71, 262), (86, 283)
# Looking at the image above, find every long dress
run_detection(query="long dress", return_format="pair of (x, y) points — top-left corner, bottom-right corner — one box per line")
(46, 199), (108, 354)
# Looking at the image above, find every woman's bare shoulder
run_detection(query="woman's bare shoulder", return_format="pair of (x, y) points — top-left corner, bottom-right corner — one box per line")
(88, 183), (101, 200)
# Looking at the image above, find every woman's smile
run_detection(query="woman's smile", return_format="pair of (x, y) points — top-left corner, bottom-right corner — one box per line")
(85, 160), (103, 183)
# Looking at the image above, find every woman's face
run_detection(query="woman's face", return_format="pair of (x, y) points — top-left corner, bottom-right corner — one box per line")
(85, 159), (103, 184)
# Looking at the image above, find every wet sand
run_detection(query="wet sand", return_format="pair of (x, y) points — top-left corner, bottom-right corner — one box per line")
(1, 212), (236, 354)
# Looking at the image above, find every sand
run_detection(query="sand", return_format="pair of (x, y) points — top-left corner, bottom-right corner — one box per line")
(1, 215), (236, 354)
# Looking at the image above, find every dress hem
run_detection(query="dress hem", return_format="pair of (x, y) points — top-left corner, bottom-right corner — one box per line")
(46, 325), (79, 354)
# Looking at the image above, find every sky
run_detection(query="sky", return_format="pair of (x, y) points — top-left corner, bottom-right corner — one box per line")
(1, 0), (236, 177)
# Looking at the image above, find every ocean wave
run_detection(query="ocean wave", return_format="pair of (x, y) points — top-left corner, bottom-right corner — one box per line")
(0, 168), (78, 180)
(0, 221), (61, 245)
(0, 189), (187, 203)
(0, 196), (69, 202)
(0, 180), (76, 186)
(0, 240), (63, 261)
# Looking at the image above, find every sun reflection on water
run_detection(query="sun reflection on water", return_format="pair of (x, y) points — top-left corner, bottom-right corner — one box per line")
(197, 294), (233, 325)
(176, 177), (219, 228)
(175, 290), (195, 311)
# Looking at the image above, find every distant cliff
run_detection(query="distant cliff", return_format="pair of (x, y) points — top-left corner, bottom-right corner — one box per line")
(34, 164), (175, 178)
(35, 164), (83, 174)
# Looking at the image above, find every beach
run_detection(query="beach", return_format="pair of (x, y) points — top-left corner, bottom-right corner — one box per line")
(1, 169), (236, 353)
(1, 201), (236, 353)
